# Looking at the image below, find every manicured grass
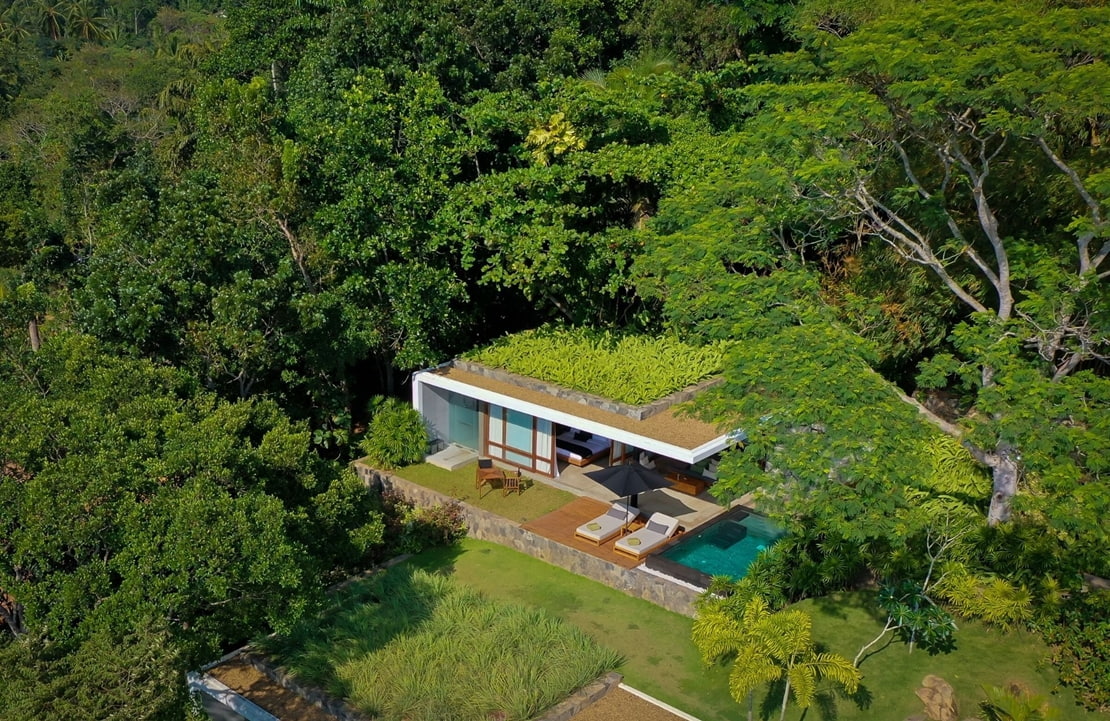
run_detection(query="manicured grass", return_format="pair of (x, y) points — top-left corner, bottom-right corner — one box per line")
(396, 462), (575, 523)
(409, 540), (739, 720)
(798, 592), (1107, 721)
(258, 566), (621, 721)
(410, 540), (1110, 721)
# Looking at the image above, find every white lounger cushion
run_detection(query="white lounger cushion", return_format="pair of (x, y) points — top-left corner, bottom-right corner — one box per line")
(615, 513), (679, 558)
(575, 502), (636, 544)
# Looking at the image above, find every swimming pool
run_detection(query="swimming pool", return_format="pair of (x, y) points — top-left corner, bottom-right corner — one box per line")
(644, 508), (784, 588)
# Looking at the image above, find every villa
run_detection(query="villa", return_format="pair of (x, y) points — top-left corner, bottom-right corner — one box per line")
(411, 329), (739, 490)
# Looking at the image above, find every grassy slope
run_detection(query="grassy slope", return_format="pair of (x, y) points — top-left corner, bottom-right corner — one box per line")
(396, 462), (575, 524)
(260, 567), (620, 721)
(409, 540), (738, 721)
(412, 539), (1109, 721)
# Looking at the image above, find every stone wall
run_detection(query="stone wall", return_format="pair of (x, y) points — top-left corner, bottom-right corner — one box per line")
(241, 653), (372, 721)
(534, 672), (622, 721)
(353, 462), (700, 618)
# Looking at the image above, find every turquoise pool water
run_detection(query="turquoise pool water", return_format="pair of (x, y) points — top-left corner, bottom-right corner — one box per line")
(658, 513), (784, 581)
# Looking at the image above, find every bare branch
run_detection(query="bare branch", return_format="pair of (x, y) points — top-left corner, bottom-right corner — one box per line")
(894, 138), (968, 244)
(852, 182), (990, 314)
(894, 389), (964, 438)
(940, 129), (1013, 318)
(1033, 135), (1105, 274)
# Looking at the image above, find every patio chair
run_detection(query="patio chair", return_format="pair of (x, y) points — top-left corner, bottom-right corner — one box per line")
(614, 512), (680, 559)
(475, 458), (502, 490)
(574, 501), (638, 545)
(502, 469), (523, 496)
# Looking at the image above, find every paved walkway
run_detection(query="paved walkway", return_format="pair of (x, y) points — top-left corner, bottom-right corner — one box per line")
(570, 686), (703, 721)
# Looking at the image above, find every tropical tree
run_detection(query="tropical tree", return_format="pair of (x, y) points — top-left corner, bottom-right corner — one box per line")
(34, 0), (67, 41)
(809, 0), (1110, 526)
(65, 0), (110, 42)
(693, 595), (861, 721)
(0, 4), (32, 43)
(640, 0), (1110, 582)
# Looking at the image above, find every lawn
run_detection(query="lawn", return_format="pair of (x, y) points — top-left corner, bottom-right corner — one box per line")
(394, 462), (575, 523)
(411, 540), (1110, 721)
(798, 592), (1108, 721)
(258, 565), (620, 721)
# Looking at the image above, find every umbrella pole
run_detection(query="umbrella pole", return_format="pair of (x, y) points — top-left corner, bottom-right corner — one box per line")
(629, 493), (639, 508)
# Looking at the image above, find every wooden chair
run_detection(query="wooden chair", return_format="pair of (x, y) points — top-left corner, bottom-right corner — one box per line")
(475, 458), (502, 490)
(501, 469), (523, 496)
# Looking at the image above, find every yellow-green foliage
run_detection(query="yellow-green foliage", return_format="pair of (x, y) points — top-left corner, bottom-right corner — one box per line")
(464, 327), (725, 405)
(921, 436), (991, 497)
(936, 568), (1033, 629)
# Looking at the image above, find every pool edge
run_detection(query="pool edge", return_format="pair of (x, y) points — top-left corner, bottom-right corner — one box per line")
(643, 505), (758, 590)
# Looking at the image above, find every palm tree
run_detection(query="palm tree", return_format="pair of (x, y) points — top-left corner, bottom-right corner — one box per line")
(66, 0), (110, 42)
(693, 596), (862, 721)
(35, 0), (66, 41)
(0, 3), (32, 43)
(980, 684), (1061, 721)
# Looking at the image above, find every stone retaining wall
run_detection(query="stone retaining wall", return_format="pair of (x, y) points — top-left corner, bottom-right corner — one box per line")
(534, 672), (623, 721)
(241, 652), (372, 721)
(353, 463), (700, 618)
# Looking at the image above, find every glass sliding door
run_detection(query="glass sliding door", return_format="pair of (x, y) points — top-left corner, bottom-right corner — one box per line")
(447, 392), (479, 450)
(485, 404), (556, 476)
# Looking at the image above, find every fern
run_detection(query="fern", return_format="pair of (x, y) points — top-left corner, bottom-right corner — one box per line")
(935, 568), (1033, 629)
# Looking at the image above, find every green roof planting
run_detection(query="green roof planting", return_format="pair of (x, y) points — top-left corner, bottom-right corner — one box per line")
(462, 326), (725, 406)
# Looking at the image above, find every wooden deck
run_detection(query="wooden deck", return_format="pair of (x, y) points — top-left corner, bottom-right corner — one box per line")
(522, 497), (651, 570)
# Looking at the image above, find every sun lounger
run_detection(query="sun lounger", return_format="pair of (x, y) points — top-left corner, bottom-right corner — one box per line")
(574, 501), (638, 545)
(614, 513), (680, 559)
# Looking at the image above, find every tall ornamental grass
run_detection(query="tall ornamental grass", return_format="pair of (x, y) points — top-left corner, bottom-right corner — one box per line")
(259, 567), (622, 721)
(464, 327), (725, 405)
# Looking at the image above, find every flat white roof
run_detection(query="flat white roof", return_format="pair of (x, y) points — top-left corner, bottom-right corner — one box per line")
(414, 366), (733, 465)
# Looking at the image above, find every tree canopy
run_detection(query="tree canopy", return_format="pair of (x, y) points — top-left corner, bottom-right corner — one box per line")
(0, 0), (1107, 716)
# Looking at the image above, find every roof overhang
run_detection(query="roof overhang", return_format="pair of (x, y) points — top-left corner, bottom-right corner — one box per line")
(414, 368), (732, 465)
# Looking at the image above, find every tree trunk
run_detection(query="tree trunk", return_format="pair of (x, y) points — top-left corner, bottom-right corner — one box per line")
(986, 441), (1019, 526)
(748, 691), (754, 721)
(780, 675), (792, 721)
(0, 591), (25, 637)
(28, 317), (41, 352)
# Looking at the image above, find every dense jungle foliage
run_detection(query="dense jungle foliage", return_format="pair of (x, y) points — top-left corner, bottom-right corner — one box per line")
(0, 0), (1107, 717)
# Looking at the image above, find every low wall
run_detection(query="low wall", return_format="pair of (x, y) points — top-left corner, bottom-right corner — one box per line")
(535, 672), (622, 721)
(353, 462), (700, 618)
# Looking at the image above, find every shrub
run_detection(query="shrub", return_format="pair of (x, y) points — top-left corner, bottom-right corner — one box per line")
(360, 397), (428, 469)
(979, 683), (1062, 721)
(406, 501), (467, 551)
(379, 490), (466, 556)
(934, 569), (1033, 629)
(1039, 591), (1110, 711)
(464, 326), (725, 405)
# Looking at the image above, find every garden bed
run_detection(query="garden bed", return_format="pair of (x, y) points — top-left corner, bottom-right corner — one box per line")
(257, 565), (621, 721)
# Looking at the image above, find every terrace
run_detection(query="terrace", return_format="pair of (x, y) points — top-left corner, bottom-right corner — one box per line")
(389, 457), (741, 576)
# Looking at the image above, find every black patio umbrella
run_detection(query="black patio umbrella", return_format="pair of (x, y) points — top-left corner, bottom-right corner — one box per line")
(584, 462), (671, 508)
